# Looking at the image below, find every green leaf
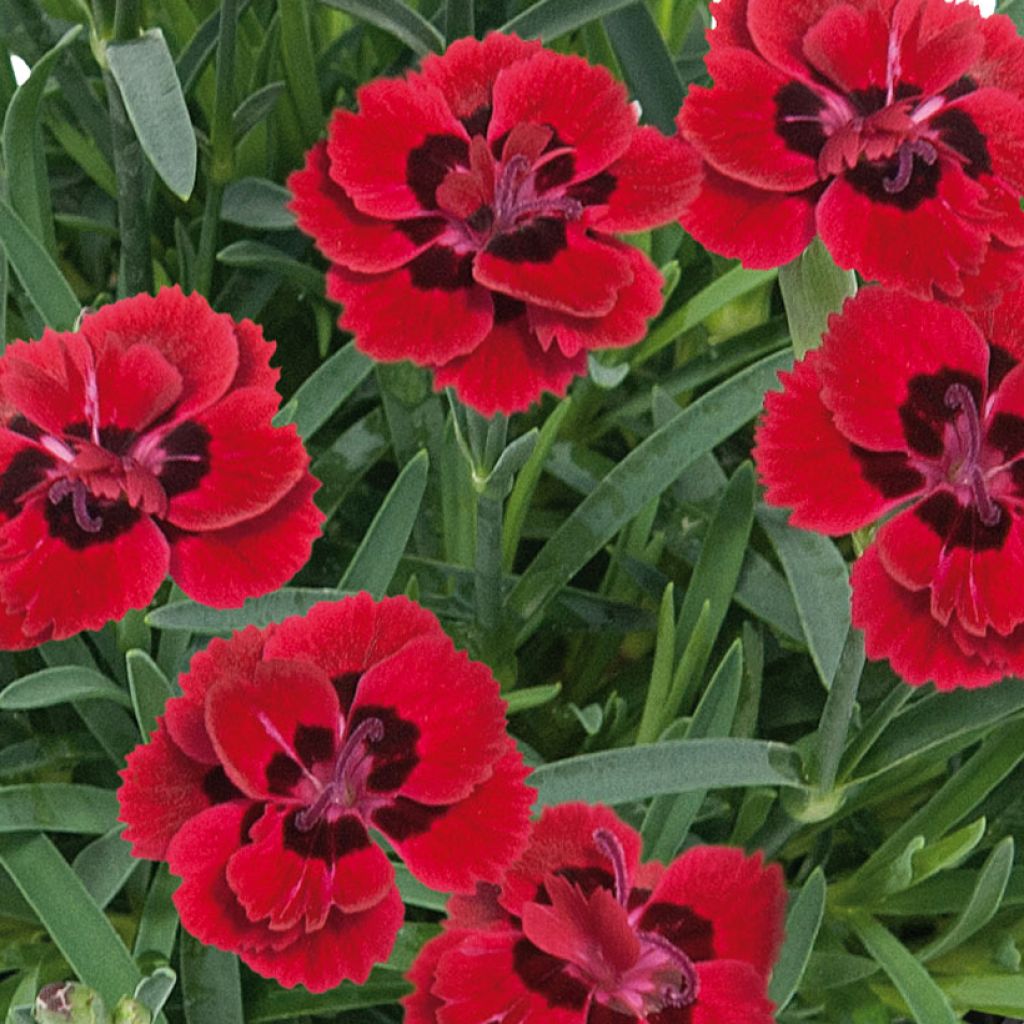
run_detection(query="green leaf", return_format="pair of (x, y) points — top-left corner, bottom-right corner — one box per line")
(505, 682), (562, 715)
(181, 938), (243, 1024)
(233, 82), (286, 141)
(278, 0), (323, 143)
(134, 967), (177, 1018)
(770, 868), (827, 1011)
(635, 583), (677, 746)
(0, 832), (140, 1006)
(778, 237), (857, 357)
(939, 974), (1024, 1016)
(147, 587), (345, 633)
(603, 3), (683, 133)
(848, 912), (957, 1024)
(808, 625), (864, 792)
(220, 177), (295, 230)
(920, 837), (1014, 962)
(273, 341), (373, 440)
(849, 677), (1024, 782)
(71, 826), (139, 909)
(532, 737), (805, 807)
(126, 650), (174, 740)
(757, 505), (850, 689)
(315, 0), (444, 55)
(133, 865), (179, 960)
(505, 350), (792, 643)
(3, 25), (82, 249)
(393, 863), (447, 912)
(0, 784), (119, 834)
(216, 240), (324, 293)
(910, 818), (987, 886)
(339, 450), (429, 597)
(0, 193), (80, 330)
(0, 667), (130, 710)
(106, 29), (197, 201)
(501, 0), (636, 40)
(246, 971), (411, 1021)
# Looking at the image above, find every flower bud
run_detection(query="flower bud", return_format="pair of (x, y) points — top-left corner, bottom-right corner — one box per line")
(111, 998), (151, 1024)
(34, 983), (108, 1024)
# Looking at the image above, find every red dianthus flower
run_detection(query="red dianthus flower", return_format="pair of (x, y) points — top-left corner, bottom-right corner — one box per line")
(678, 0), (1024, 306)
(404, 802), (785, 1024)
(0, 286), (321, 648)
(755, 285), (1024, 689)
(289, 33), (700, 415)
(117, 593), (534, 992)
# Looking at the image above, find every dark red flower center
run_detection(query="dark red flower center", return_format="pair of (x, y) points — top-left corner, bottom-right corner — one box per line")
(433, 124), (584, 252)
(520, 828), (699, 1019)
(943, 382), (1000, 527)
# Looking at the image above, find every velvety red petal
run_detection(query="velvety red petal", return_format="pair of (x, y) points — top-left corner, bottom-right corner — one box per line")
(241, 888), (404, 992)
(528, 243), (663, 359)
(500, 803), (641, 919)
(447, 882), (514, 932)
(0, 497), (169, 639)
(815, 288), (988, 451)
(169, 472), (323, 608)
(587, 128), (701, 234)
(474, 225), (632, 317)
(679, 50), (820, 191)
(643, 846), (786, 975)
(975, 13), (1024, 98)
(955, 236), (1024, 314)
(707, 0), (755, 52)
(328, 262), (494, 365)
(289, 142), (444, 274)
(487, 49), (635, 181)
(432, 316), (586, 417)
(420, 33), (542, 121)
(91, 343), (183, 434)
(890, 0), (984, 97)
(745, 0), (843, 78)
(945, 88), (1024, 195)
(0, 598), (43, 651)
(164, 388), (307, 531)
(816, 168), (989, 299)
(225, 805), (393, 929)
(691, 959), (777, 1024)
(383, 746), (534, 893)
(262, 592), (442, 691)
(352, 633), (508, 804)
(327, 78), (468, 220)
(228, 317), (280, 393)
(118, 724), (215, 860)
(875, 502), (945, 594)
(800, 3), (890, 95)
(850, 545), (1004, 689)
(79, 287), (240, 420)
(206, 657), (339, 801)
(678, 165), (817, 268)
(166, 625), (271, 764)
(404, 930), (471, 1024)
(754, 351), (922, 533)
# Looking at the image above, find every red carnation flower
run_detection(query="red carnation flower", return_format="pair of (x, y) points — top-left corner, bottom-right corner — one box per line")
(678, 0), (1024, 305)
(288, 32), (700, 415)
(118, 593), (535, 992)
(0, 286), (321, 649)
(754, 285), (1024, 689)
(404, 802), (785, 1024)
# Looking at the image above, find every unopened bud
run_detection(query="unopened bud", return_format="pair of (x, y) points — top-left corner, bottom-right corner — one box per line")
(111, 998), (151, 1024)
(34, 983), (108, 1024)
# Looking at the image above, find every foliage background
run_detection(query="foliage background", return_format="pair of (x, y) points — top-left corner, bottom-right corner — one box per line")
(3, 0), (1024, 1022)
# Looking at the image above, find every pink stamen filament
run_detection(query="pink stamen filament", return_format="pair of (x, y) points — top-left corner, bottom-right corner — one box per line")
(294, 716), (384, 832)
(883, 138), (937, 193)
(491, 154), (583, 235)
(593, 828), (630, 906)
(637, 930), (700, 1006)
(47, 478), (102, 532)
(945, 383), (1001, 527)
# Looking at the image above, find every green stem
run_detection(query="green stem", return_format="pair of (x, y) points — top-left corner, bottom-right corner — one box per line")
(194, 0), (238, 295)
(475, 491), (504, 636)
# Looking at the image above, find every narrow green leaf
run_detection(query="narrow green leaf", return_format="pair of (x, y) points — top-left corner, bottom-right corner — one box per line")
(770, 868), (827, 1010)
(808, 625), (864, 791)
(849, 912), (957, 1024)
(44, 113), (118, 197)
(938, 974), (1024, 1016)
(3, 25), (82, 249)
(148, 587), (345, 633)
(0, 784), (118, 834)
(217, 240), (324, 293)
(247, 971), (412, 1021)
(316, 0), (444, 55)
(181, 938), (244, 1024)
(921, 837), (1014, 962)
(176, 0), (254, 100)
(910, 818), (987, 887)
(134, 864), (179, 960)
(603, 3), (683, 133)
(0, 832), (140, 1005)
(134, 968), (177, 1018)
(126, 650), (174, 740)
(0, 666), (130, 710)
(106, 29), (197, 201)
(0, 193), (80, 330)
(278, 0), (323, 142)
(445, 0), (474, 41)
(71, 826), (139, 909)
(506, 350), (792, 643)
(505, 682), (562, 715)
(339, 450), (429, 597)
(778, 237), (857, 357)
(232, 82), (286, 142)
(393, 863), (448, 912)
(501, 0), (636, 40)
(273, 341), (373, 440)
(221, 179), (291, 231)
(757, 505), (850, 689)
(532, 737), (805, 807)
(635, 583), (676, 745)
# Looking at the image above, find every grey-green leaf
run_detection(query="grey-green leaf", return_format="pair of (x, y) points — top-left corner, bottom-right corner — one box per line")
(770, 868), (827, 1010)
(0, 667), (130, 710)
(501, 0), (636, 39)
(315, 0), (444, 55)
(126, 650), (175, 740)
(221, 177), (295, 230)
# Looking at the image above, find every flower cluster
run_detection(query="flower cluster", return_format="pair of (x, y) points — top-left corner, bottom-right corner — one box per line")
(0, 286), (321, 648)
(677, 0), (1024, 306)
(404, 802), (786, 1024)
(290, 33), (700, 415)
(118, 593), (535, 992)
(755, 286), (1024, 689)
